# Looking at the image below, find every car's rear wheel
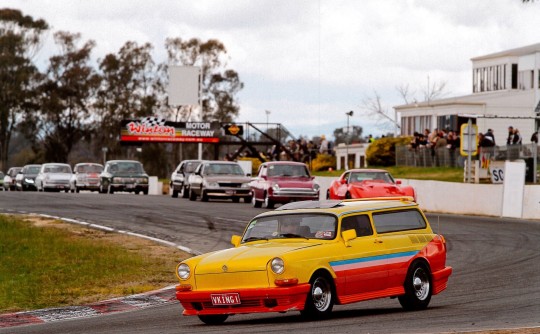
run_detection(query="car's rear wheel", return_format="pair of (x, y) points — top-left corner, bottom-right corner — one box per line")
(181, 186), (189, 198)
(326, 190), (331, 199)
(171, 188), (178, 198)
(197, 314), (228, 325)
(108, 185), (114, 194)
(345, 191), (352, 199)
(252, 194), (262, 208)
(201, 189), (209, 202)
(301, 273), (334, 319)
(398, 261), (432, 311)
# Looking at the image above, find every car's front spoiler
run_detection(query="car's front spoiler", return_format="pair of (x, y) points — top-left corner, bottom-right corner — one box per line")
(177, 284), (311, 315)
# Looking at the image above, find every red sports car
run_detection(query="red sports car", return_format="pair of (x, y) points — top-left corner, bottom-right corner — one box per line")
(327, 169), (416, 201)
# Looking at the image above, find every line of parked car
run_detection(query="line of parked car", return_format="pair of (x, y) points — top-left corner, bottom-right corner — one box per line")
(170, 160), (321, 207)
(1, 160), (150, 195)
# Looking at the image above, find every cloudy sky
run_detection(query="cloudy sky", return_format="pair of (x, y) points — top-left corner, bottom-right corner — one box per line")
(5, 0), (540, 140)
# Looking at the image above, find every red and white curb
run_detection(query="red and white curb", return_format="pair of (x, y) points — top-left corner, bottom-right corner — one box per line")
(0, 286), (177, 328)
(0, 212), (202, 329)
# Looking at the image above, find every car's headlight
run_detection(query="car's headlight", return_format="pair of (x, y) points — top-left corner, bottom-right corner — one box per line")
(241, 182), (250, 188)
(313, 183), (320, 191)
(25, 178), (34, 184)
(177, 263), (191, 280)
(204, 180), (219, 187)
(137, 178), (148, 183)
(272, 183), (280, 192)
(271, 257), (284, 274)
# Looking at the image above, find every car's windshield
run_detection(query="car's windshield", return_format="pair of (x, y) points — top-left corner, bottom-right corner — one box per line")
(267, 164), (309, 177)
(77, 165), (103, 173)
(205, 163), (245, 176)
(184, 162), (201, 173)
(242, 213), (337, 242)
(27, 166), (40, 174)
(109, 162), (143, 173)
(44, 165), (71, 173)
(350, 171), (394, 183)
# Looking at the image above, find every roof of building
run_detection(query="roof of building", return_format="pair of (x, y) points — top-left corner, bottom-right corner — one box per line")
(471, 42), (540, 61)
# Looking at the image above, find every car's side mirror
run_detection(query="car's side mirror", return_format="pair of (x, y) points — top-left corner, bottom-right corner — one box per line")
(340, 178), (347, 184)
(396, 180), (402, 185)
(231, 235), (242, 247)
(342, 229), (357, 247)
(246, 173), (251, 177)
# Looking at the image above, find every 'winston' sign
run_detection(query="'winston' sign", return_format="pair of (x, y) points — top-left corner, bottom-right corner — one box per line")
(120, 117), (220, 143)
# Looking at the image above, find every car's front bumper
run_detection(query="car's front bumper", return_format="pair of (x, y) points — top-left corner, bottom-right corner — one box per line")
(176, 284), (311, 316)
(270, 189), (320, 203)
(110, 183), (148, 192)
(205, 187), (251, 198)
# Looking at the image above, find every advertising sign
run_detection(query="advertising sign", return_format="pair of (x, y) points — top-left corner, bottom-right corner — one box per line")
(120, 117), (220, 143)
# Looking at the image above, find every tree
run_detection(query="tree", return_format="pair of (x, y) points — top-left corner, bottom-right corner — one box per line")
(0, 8), (48, 170)
(164, 37), (243, 123)
(23, 31), (100, 162)
(333, 125), (364, 145)
(94, 41), (162, 161)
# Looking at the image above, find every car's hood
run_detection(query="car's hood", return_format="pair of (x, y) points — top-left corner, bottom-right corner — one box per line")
(204, 175), (251, 183)
(195, 242), (320, 274)
(351, 181), (406, 195)
(45, 173), (72, 181)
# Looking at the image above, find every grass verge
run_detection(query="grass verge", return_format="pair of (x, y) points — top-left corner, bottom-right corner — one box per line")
(0, 214), (190, 314)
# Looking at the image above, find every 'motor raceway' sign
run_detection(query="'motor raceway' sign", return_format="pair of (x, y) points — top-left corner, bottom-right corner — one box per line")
(120, 117), (220, 143)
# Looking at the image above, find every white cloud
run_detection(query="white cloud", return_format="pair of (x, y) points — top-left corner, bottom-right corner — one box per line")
(5, 0), (540, 140)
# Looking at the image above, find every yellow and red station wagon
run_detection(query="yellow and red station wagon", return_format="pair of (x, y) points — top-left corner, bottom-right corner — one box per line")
(175, 197), (452, 324)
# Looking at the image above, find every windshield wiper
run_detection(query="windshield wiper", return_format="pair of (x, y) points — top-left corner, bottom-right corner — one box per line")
(243, 237), (268, 242)
(280, 233), (309, 239)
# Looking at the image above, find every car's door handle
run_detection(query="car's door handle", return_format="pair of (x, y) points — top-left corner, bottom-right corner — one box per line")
(374, 239), (383, 244)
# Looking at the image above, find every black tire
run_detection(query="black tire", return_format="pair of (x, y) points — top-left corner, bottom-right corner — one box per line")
(326, 190), (330, 199)
(189, 188), (197, 201)
(252, 194), (262, 208)
(181, 186), (189, 198)
(264, 192), (274, 209)
(244, 196), (252, 203)
(197, 314), (228, 325)
(108, 185), (114, 194)
(345, 192), (352, 199)
(232, 197), (240, 203)
(301, 273), (334, 319)
(201, 189), (209, 202)
(398, 262), (432, 311)
(143, 189), (148, 195)
(76, 187), (80, 193)
(171, 188), (178, 198)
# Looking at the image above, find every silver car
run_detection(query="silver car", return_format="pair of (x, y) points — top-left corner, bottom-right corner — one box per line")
(188, 161), (252, 202)
(3, 167), (22, 191)
(35, 163), (73, 192)
(70, 163), (103, 193)
(170, 160), (203, 198)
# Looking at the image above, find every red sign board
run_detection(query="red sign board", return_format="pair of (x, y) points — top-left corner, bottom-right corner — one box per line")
(120, 118), (220, 144)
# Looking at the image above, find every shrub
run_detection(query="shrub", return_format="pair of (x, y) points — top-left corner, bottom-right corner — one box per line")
(311, 154), (336, 172)
(367, 136), (412, 166)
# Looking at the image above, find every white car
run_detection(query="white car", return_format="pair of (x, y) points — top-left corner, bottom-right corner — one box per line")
(3, 167), (22, 191)
(35, 163), (73, 192)
(70, 163), (103, 193)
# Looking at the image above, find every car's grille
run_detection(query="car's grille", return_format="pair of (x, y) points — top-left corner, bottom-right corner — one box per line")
(217, 182), (242, 188)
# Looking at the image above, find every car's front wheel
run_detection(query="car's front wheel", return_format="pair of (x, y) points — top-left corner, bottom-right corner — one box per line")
(197, 314), (228, 325)
(264, 192), (274, 209)
(252, 194), (262, 208)
(189, 188), (197, 201)
(398, 261), (432, 311)
(301, 273), (334, 319)
(181, 186), (190, 198)
(171, 188), (178, 198)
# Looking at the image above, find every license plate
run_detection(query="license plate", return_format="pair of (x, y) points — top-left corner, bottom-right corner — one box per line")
(210, 293), (241, 306)
(126, 184), (134, 189)
(226, 190), (235, 195)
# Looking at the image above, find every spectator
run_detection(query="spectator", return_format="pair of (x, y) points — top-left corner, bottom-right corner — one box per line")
(506, 126), (514, 145)
(531, 131), (538, 144)
(512, 128), (522, 145)
(482, 129), (496, 147)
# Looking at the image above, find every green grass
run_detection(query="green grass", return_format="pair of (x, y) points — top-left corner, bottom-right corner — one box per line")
(313, 166), (464, 182)
(0, 215), (186, 314)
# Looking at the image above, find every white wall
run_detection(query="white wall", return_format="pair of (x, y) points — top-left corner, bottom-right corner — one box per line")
(315, 176), (539, 220)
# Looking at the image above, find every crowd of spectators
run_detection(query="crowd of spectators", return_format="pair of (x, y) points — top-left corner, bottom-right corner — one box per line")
(409, 128), (460, 166)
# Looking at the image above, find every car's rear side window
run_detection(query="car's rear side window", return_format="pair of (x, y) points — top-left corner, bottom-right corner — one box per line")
(341, 215), (373, 237)
(372, 209), (426, 233)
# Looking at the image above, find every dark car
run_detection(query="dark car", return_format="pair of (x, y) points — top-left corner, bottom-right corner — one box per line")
(99, 160), (149, 195)
(188, 161), (252, 202)
(15, 164), (41, 191)
(170, 160), (203, 198)
(250, 161), (320, 208)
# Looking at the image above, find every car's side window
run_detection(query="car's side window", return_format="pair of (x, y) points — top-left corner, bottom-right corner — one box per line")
(260, 165), (267, 177)
(372, 209), (427, 233)
(341, 214), (373, 237)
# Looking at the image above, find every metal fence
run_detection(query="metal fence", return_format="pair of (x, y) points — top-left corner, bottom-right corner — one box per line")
(396, 143), (539, 182)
